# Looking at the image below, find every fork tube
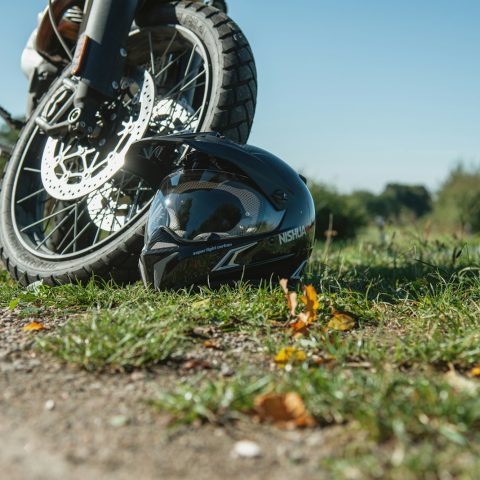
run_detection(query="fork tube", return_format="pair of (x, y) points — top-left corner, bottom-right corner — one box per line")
(73, 0), (140, 100)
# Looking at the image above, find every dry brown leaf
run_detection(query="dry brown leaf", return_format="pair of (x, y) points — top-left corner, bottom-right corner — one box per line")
(279, 278), (289, 295)
(254, 392), (315, 429)
(182, 359), (212, 371)
(280, 278), (298, 317)
(274, 347), (307, 366)
(312, 354), (336, 366)
(328, 309), (356, 331)
(23, 321), (47, 332)
(469, 366), (480, 378)
(300, 285), (320, 321)
(286, 292), (298, 318)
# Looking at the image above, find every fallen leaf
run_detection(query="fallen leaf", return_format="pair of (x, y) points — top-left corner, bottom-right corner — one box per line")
(469, 366), (480, 378)
(290, 313), (310, 334)
(311, 354), (336, 366)
(328, 309), (356, 331)
(286, 292), (298, 318)
(203, 339), (222, 350)
(274, 347), (307, 367)
(23, 321), (47, 332)
(280, 279), (298, 317)
(254, 392), (315, 429)
(279, 278), (289, 295)
(182, 359), (212, 371)
(300, 285), (320, 321)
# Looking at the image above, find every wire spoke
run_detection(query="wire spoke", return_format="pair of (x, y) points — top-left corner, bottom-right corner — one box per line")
(148, 31), (156, 76)
(34, 206), (77, 250)
(17, 187), (46, 205)
(162, 67), (205, 101)
(61, 218), (92, 255)
(127, 180), (144, 221)
(93, 202), (111, 245)
(154, 50), (188, 83)
(56, 205), (88, 253)
(20, 203), (75, 233)
(73, 203), (79, 253)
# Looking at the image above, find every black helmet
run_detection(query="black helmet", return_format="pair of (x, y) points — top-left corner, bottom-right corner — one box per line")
(127, 133), (315, 290)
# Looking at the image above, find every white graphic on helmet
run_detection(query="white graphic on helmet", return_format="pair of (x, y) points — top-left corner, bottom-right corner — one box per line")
(278, 226), (307, 245)
(291, 260), (308, 280)
(211, 242), (257, 272)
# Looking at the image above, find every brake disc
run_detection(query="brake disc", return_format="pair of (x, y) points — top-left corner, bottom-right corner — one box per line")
(41, 70), (155, 201)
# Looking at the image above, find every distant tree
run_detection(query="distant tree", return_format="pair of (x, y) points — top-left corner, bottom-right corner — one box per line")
(349, 190), (388, 217)
(433, 163), (480, 232)
(380, 183), (432, 219)
(309, 182), (368, 240)
(0, 123), (19, 146)
(0, 123), (18, 171)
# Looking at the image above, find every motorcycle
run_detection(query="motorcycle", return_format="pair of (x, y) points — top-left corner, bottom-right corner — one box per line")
(0, 0), (257, 286)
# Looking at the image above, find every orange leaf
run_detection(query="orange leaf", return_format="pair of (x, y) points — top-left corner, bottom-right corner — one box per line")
(290, 313), (310, 334)
(254, 392), (315, 429)
(469, 366), (480, 378)
(328, 309), (356, 331)
(23, 321), (47, 332)
(300, 285), (320, 321)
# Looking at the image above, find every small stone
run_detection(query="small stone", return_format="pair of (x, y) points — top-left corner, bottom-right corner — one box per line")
(220, 364), (235, 377)
(232, 440), (262, 459)
(44, 399), (55, 411)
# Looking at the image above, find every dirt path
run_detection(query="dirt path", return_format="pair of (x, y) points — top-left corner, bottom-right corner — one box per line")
(0, 310), (332, 480)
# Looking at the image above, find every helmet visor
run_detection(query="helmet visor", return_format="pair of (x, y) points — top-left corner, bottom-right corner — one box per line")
(146, 169), (284, 242)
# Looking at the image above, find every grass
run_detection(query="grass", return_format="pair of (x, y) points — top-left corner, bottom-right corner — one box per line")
(1, 227), (480, 478)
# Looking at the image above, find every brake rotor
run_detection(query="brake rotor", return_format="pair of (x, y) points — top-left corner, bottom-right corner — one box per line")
(41, 70), (155, 201)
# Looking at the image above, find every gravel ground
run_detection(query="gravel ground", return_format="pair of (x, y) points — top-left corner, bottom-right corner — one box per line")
(0, 308), (340, 480)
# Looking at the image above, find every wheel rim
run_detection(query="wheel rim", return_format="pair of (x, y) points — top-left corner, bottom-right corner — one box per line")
(11, 25), (211, 260)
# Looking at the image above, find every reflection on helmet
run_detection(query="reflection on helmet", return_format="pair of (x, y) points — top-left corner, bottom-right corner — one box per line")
(146, 169), (285, 243)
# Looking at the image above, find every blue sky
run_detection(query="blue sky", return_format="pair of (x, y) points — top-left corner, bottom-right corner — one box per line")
(1, 0), (480, 192)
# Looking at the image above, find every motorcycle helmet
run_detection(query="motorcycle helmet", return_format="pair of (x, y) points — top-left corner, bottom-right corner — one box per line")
(127, 132), (315, 290)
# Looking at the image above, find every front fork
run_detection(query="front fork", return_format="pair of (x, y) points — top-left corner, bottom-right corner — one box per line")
(48, 0), (142, 137)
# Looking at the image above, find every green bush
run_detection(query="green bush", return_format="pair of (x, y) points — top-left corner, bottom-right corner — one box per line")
(0, 123), (17, 173)
(309, 182), (368, 240)
(350, 184), (432, 222)
(432, 164), (480, 232)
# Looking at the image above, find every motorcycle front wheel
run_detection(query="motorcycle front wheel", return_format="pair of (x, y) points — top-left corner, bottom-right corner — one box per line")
(0, 1), (257, 286)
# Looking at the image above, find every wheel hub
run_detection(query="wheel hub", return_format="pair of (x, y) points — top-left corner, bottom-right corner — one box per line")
(41, 70), (155, 201)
